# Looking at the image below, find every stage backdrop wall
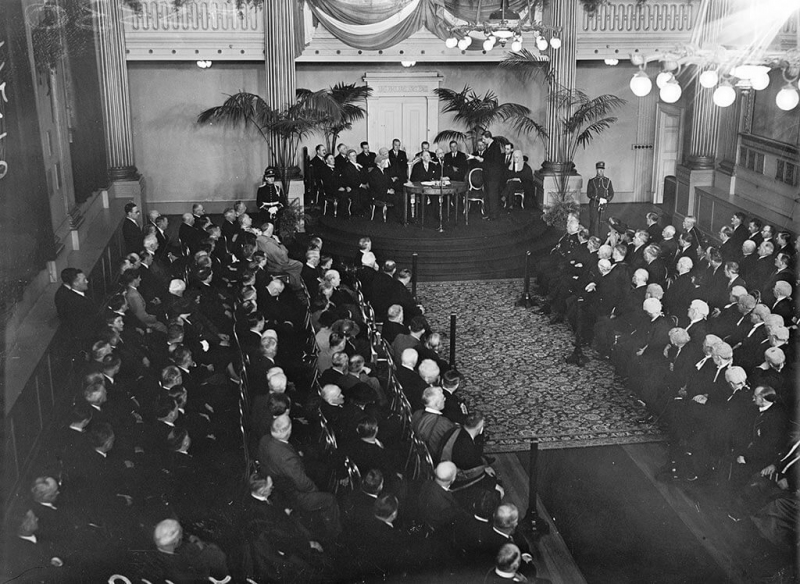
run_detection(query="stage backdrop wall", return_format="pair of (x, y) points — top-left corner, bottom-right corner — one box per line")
(129, 62), (270, 212)
(129, 60), (644, 211)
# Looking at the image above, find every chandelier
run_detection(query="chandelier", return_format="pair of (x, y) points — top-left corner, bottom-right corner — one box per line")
(444, 0), (562, 53)
(629, 46), (800, 111)
(628, 1), (800, 111)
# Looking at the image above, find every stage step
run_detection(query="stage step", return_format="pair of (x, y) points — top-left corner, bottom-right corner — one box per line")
(312, 212), (560, 281)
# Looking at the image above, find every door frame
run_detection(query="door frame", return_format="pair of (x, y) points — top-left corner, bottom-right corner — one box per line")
(362, 72), (444, 148)
(652, 103), (684, 204)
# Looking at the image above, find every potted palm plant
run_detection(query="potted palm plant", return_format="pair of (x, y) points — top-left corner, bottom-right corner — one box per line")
(311, 82), (373, 154)
(197, 89), (341, 194)
(432, 85), (547, 152)
(501, 50), (626, 228)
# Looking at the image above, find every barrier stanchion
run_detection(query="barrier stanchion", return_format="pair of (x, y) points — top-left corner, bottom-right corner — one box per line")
(448, 313), (459, 374)
(515, 250), (536, 308)
(521, 441), (549, 537)
(411, 253), (418, 301)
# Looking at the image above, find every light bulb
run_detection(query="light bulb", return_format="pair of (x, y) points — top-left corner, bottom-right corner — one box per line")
(549, 37), (561, 49)
(699, 70), (718, 89)
(445, 37), (458, 49)
(483, 39), (494, 51)
(536, 37), (548, 51)
(659, 80), (682, 103)
(629, 71), (652, 97)
(604, 58), (619, 66)
(464, 35), (473, 47)
(457, 38), (469, 50)
(776, 85), (799, 111)
(656, 71), (673, 89)
(713, 83), (736, 107)
(751, 73), (770, 91)
(511, 39), (522, 52)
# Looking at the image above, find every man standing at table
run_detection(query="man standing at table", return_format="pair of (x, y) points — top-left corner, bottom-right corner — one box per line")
(587, 161), (614, 237)
(443, 141), (467, 182)
(388, 138), (408, 185)
(479, 131), (504, 221)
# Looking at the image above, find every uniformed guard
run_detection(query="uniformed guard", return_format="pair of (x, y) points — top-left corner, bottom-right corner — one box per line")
(586, 161), (614, 237)
(256, 167), (286, 224)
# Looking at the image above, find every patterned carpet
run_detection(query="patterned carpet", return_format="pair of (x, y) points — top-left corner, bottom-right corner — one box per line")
(417, 279), (665, 453)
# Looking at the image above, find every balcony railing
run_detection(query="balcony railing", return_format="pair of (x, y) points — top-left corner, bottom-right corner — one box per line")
(123, 0), (701, 62)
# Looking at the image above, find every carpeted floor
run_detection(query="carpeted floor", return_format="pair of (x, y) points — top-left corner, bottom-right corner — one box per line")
(532, 446), (732, 584)
(417, 278), (664, 453)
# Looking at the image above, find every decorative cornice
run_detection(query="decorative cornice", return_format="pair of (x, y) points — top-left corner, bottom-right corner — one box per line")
(122, 0), (701, 62)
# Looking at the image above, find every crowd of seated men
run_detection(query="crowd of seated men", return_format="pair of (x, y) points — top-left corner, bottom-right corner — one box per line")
(6, 202), (549, 582)
(534, 210), (797, 544)
(306, 136), (535, 222)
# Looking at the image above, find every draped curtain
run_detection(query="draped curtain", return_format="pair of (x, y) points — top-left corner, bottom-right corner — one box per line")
(306, 0), (532, 50)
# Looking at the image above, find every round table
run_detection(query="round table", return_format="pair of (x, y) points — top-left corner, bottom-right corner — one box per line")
(403, 181), (468, 232)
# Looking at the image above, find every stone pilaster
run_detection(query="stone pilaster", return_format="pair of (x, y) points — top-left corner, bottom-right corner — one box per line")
(536, 0), (582, 208)
(94, 0), (137, 182)
(543, 0), (578, 166)
(264, 0), (297, 167)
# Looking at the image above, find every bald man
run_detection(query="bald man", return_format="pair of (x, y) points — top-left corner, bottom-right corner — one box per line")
(416, 461), (471, 533)
(151, 518), (229, 582)
(178, 212), (202, 255)
(258, 415), (341, 539)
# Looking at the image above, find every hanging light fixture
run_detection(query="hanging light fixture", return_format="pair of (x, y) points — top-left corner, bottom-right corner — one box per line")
(629, 71), (652, 97)
(776, 84), (799, 110)
(628, 42), (800, 112)
(444, 0), (561, 53)
(660, 78), (682, 103)
(656, 71), (674, 89)
(699, 69), (719, 88)
(713, 81), (737, 107)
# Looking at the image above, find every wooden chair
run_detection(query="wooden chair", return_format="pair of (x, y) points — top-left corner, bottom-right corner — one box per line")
(465, 168), (486, 225)
(370, 200), (394, 222)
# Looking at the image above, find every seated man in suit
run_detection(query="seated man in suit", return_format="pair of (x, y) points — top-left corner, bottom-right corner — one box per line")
(409, 151), (440, 182)
(258, 414), (341, 539)
(382, 304), (409, 344)
(356, 141), (377, 171)
(54, 267), (101, 347)
(151, 519), (230, 583)
(340, 149), (370, 215)
(500, 150), (535, 210)
(411, 386), (455, 462)
(395, 348), (427, 410)
(255, 222), (304, 292)
(416, 461), (471, 534)
(241, 474), (328, 582)
(368, 155), (402, 222)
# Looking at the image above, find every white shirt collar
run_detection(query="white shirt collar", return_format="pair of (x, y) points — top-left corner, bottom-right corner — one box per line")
(424, 407), (442, 415)
(494, 568), (517, 579)
(18, 534), (37, 544)
(759, 402), (773, 413)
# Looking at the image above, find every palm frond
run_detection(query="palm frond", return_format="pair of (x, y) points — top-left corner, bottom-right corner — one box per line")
(197, 91), (273, 142)
(571, 117), (618, 156)
(565, 94), (626, 134)
(496, 102), (533, 121)
(510, 116), (549, 145)
(498, 49), (551, 83)
(434, 86), (471, 114)
(433, 129), (469, 146)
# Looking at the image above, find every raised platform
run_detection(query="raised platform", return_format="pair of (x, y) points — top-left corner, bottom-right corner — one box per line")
(314, 207), (559, 281)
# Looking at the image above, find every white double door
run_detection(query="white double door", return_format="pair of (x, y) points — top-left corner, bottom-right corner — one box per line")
(367, 97), (430, 154)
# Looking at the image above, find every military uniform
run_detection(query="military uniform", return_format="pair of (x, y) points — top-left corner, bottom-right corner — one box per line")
(586, 161), (614, 237)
